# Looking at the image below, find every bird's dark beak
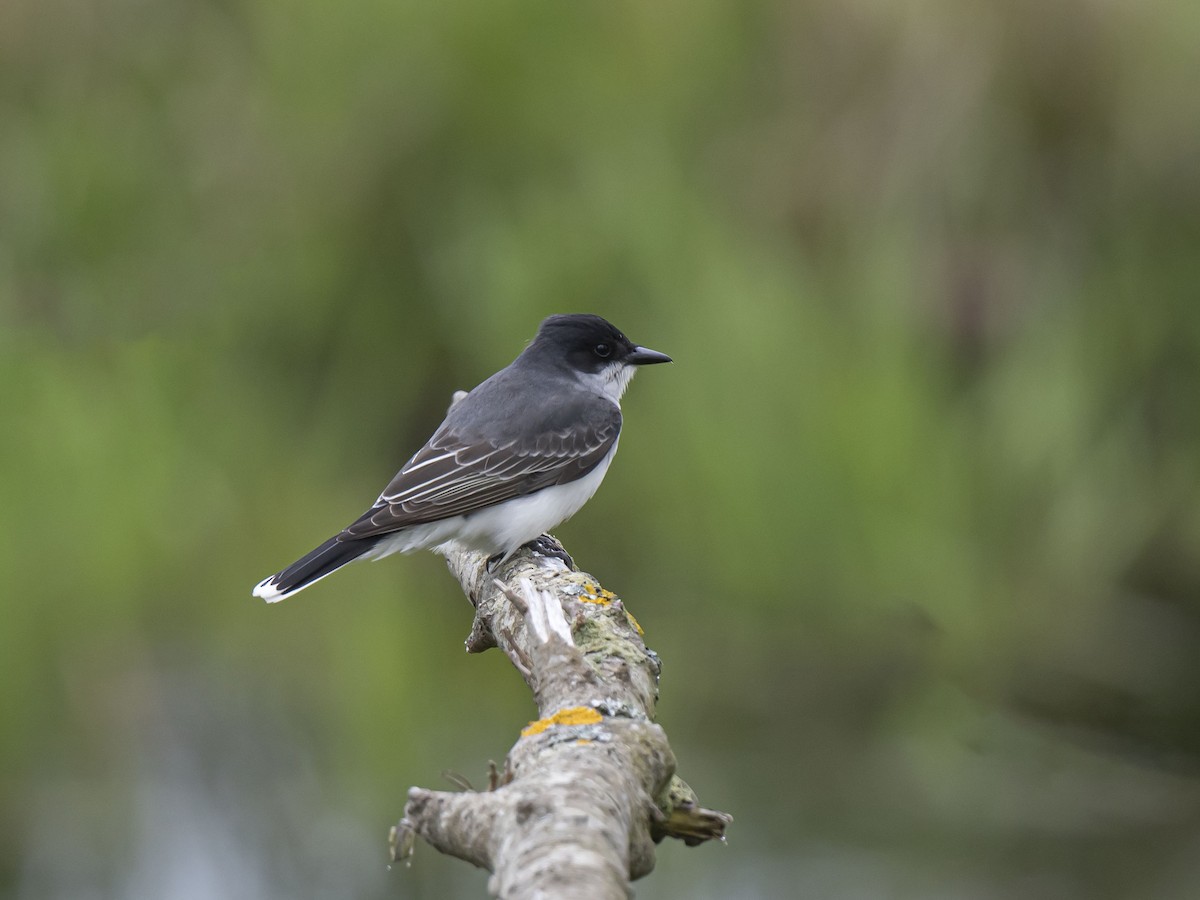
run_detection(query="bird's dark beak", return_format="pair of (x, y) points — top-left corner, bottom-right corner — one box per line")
(628, 346), (672, 366)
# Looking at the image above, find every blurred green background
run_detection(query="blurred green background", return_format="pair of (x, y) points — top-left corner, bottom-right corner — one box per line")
(4, 0), (1200, 897)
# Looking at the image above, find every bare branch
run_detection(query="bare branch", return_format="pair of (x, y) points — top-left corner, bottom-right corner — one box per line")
(396, 535), (730, 897)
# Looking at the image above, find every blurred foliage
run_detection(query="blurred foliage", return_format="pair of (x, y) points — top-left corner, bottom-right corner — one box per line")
(3, 0), (1200, 897)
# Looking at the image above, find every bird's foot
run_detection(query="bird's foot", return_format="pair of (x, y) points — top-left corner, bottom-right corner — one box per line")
(524, 534), (575, 569)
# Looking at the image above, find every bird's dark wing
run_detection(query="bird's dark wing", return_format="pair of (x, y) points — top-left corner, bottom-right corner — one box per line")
(341, 403), (621, 539)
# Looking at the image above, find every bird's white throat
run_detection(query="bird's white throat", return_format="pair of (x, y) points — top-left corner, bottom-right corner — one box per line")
(578, 362), (638, 406)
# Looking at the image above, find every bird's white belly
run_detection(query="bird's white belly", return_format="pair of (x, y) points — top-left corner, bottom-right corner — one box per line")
(453, 443), (617, 554)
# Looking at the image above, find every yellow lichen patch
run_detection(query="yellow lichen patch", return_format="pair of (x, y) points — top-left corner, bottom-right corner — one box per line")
(575, 739), (593, 745)
(521, 706), (603, 737)
(578, 582), (617, 605)
(624, 610), (644, 635)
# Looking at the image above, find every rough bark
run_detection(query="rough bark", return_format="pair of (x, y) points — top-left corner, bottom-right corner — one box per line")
(390, 538), (731, 899)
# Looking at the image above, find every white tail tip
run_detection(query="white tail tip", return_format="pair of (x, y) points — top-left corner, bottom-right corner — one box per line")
(252, 577), (286, 603)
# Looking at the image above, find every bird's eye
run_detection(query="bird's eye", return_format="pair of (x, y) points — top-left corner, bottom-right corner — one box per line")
(594, 342), (612, 359)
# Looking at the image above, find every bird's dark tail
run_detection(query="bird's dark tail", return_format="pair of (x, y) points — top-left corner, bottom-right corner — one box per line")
(252, 534), (379, 603)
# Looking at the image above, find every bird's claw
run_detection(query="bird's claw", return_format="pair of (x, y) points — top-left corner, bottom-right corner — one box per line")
(524, 535), (575, 569)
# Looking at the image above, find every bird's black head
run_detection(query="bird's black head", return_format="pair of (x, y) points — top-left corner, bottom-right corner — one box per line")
(530, 314), (672, 376)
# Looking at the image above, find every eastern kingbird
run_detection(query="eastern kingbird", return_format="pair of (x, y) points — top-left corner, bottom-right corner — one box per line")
(253, 314), (671, 602)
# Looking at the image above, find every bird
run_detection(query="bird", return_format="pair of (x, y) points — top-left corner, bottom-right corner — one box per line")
(252, 314), (671, 602)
